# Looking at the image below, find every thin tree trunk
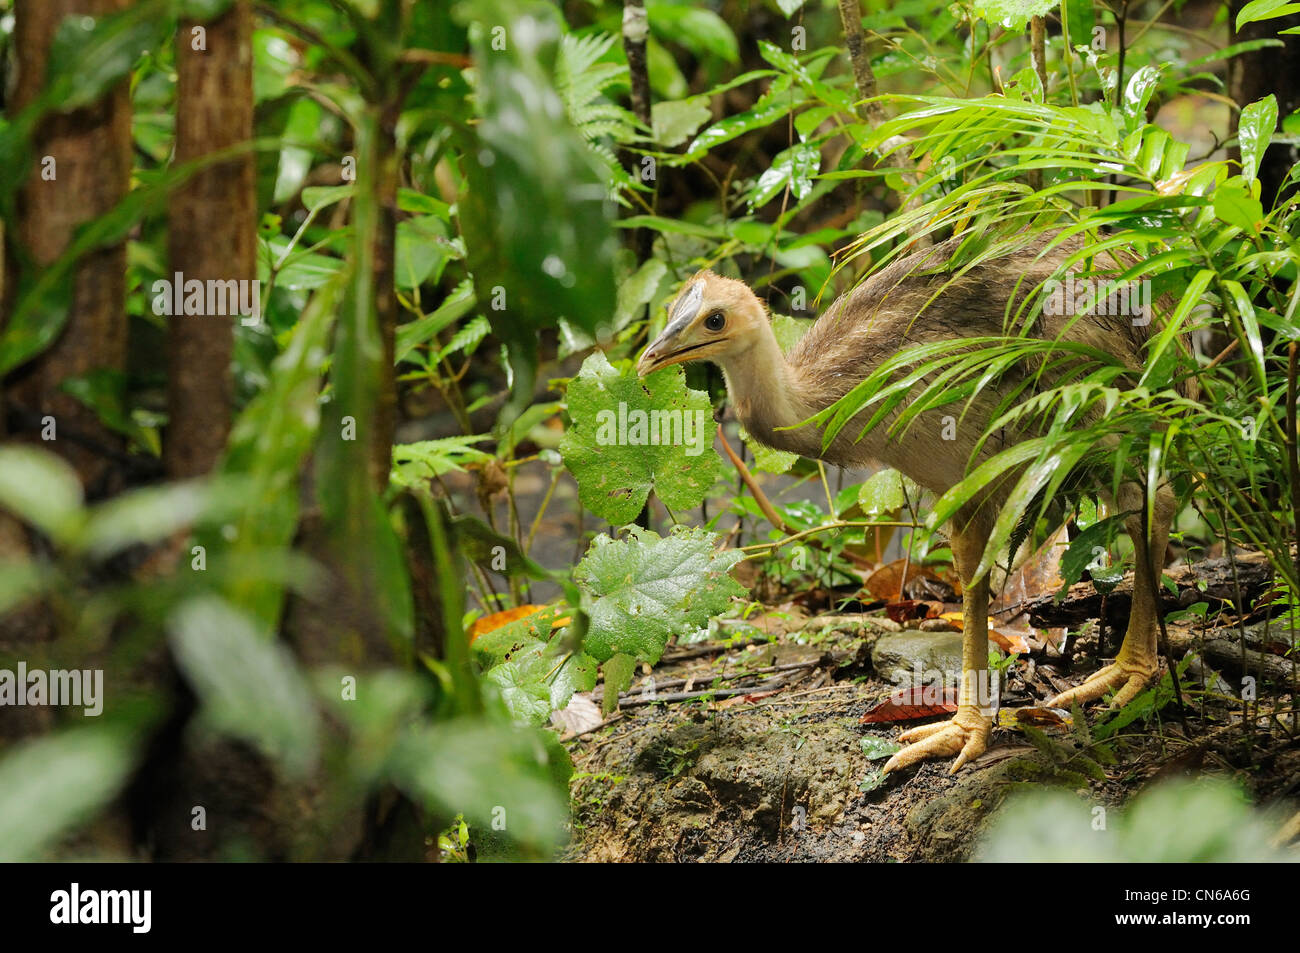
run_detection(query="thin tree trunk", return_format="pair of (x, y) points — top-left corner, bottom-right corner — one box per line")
(166, 0), (255, 477)
(6, 0), (132, 491)
(834, 0), (929, 244)
(621, 0), (654, 262)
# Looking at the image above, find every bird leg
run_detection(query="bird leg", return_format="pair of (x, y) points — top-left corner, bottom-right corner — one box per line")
(883, 522), (994, 775)
(1047, 481), (1174, 708)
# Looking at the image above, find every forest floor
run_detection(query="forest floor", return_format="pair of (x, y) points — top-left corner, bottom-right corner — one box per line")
(561, 558), (1300, 862)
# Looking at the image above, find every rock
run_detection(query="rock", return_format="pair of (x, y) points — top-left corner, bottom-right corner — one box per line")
(1182, 653), (1235, 697)
(871, 631), (966, 687)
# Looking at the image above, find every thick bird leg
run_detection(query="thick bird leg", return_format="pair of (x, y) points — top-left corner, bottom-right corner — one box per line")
(883, 516), (994, 774)
(1047, 481), (1174, 707)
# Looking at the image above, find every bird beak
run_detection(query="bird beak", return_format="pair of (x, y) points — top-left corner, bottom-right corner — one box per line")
(636, 333), (673, 377)
(638, 280), (705, 377)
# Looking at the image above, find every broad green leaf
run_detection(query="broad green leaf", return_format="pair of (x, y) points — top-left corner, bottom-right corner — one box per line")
(484, 640), (598, 726)
(861, 735), (902, 760)
(1121, 67), (1161, 127)
(858, 468), (918, 515)
(740, 424), (799, 474)
(652, 97), (711, 148)
(260, 236), (345, 289)
(301, 185), (353, 212)
(614, 259), (669, 332)
(750, 142), (820, 208)
(1235, 0), (1300, 29)
(80, 480), (211, 559)
(977, 779), (1289, 862)
(1059, 512), (1127, 588)
(560, 352), (722, 525)
(169, 597), (320, 777)
(0, 446), (84, 544)
(1238, 95), (1278, 185)
(688, 88), (795, 155)
(0, 559), (52, 615)
(970, 0), (1058, 32)
(575, 525), (746, 665)
(600, 652), (637, 715)
(646, 3), (739, 63)
(1213, 183), (1264, 233)
(485, 649), (556, 726)
(0, 727), (135, 862)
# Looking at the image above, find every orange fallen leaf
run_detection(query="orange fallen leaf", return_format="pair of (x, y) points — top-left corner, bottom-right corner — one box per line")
(859, 685), (959, 723)
(468, 605), (570, 643)
(989, 629), (1031, 654)
(863, 559), (961, 602)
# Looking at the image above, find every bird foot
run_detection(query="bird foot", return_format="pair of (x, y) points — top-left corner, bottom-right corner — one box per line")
(1046, 655), (1158, 709)
(882, 706), (991, 775)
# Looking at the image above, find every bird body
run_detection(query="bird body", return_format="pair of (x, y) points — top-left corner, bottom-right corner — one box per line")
(637, 234), (1176, 774)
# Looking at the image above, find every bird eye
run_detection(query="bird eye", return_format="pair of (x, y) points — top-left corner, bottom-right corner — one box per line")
(704, 311), (726, 331)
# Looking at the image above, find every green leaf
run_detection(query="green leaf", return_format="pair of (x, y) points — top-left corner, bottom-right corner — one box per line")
(740, 425), (799, 474)
(169, 597), (320, 777)
(970, 0), (1059, 32)
(395, 215), (451, 290)
(485, 648), (557, 726)
(1213, 183), (1264, 233)
(0, 446), (84, 544)
(688, 89), (795, 155)
(485, 640), (598, 726)
(861, 735), (902, 760)
(80, 480), (212, 559)
(61, 369), (159, 456)
(647, 3), (739, 63)
(391, 435), (493, 487)
(212, 270), (339, 626)
(750, 142), (820, 208)
(858, 468), (916, 515)
(775, 0), (809, 16)
(652, 97), (712, 148)
(1238, 94), (1278, 185)
(396, 279), (476, 365)
(600, 652), (637, 715)
(575, 525), (746, 665)
(1235, 0), (1300, 29)
(560, 352), (722, 525)
(1121, 66), (1161, 129)
(0, 727), (135, 862)
(614, 259), (669, 332)
(1059, 512), (1127, 588)
(458, 1), (618, 416)
(45, 1), (168, 112)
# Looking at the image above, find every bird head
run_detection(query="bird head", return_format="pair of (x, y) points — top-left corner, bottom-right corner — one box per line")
(636, 271), (767, 377)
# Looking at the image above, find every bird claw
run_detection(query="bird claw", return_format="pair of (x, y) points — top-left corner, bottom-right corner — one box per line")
(881, 707), (991, 775)
(1046, 657), (1158, 709)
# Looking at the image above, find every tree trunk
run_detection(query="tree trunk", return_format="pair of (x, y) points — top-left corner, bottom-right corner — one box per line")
(165, 0), (255, 477)
(5, 0), (132, 492)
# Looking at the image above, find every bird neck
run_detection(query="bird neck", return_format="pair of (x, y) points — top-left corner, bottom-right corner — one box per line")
(718, 324), (822, 457)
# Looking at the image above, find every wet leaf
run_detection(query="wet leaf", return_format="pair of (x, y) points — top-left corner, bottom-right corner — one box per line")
(561, 352), (721, 525)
